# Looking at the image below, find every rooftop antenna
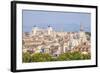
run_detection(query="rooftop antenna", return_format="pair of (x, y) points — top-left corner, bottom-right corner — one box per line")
(80, 22), (84, 31)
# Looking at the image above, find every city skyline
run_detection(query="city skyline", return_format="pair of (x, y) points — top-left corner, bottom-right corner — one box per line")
(22, 10), (91, 32)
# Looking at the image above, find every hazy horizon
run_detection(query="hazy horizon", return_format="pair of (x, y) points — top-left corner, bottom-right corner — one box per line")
(22, 10), (91, 32)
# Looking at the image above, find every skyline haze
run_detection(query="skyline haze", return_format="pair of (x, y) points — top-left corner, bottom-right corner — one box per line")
(22, 10), (91, 32)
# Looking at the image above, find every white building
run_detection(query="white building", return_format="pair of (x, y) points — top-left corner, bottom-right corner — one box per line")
(47, 26), (53, 35)
(79, 24), (87, 43)
(23, 24), (90, 55)
(32, 26), (38, 35)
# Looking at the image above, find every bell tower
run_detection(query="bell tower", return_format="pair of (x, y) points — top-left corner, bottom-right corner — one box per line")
(79, 23), (87, 43)
(32, 25), (38, 35)
(80, 23), (84, 31)
(47, 25), (53, 35)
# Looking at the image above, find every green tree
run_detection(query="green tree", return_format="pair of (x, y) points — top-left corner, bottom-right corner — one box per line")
(81, 53), (91, 60)
(57, 52), (87, 61)
(57, 52), (71, 61)
(31, 53), (52, 62)
(69, 52), (82, 60)
(22, 52), (31, 63)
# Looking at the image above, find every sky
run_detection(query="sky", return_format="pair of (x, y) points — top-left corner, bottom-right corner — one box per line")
(22, 10), (91, 32)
